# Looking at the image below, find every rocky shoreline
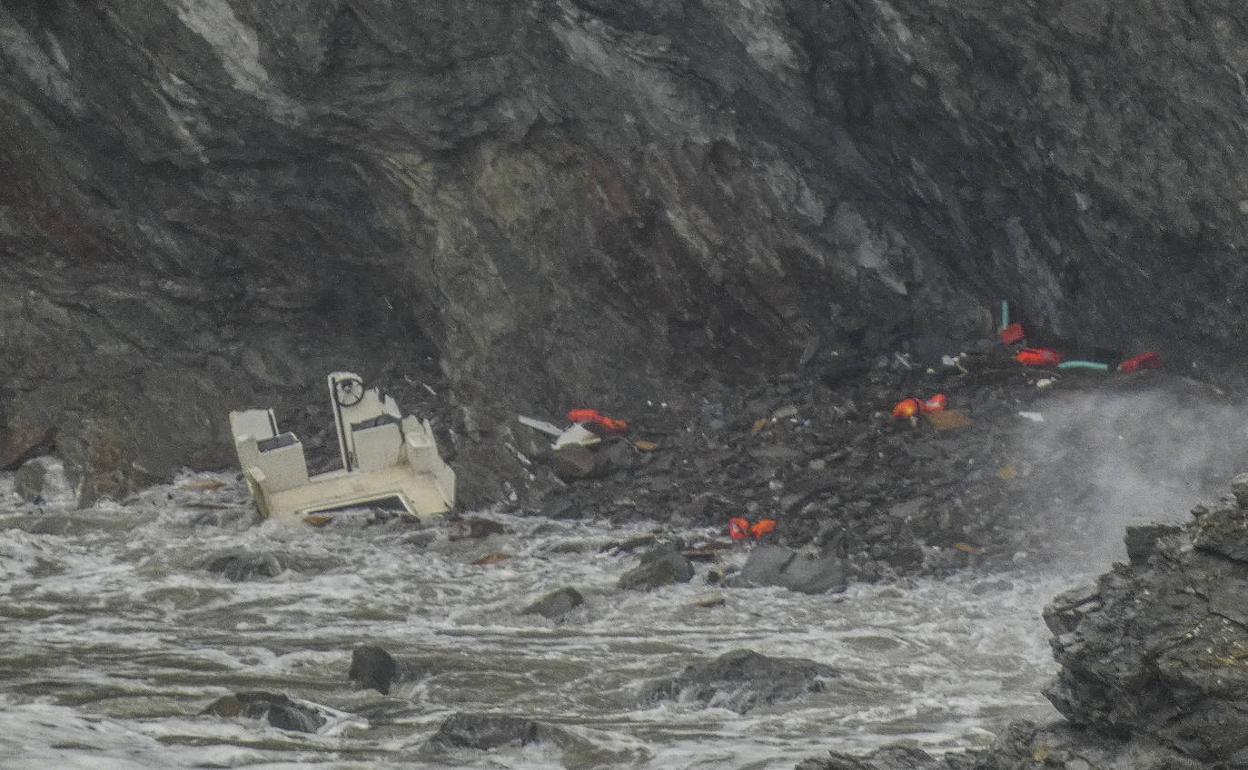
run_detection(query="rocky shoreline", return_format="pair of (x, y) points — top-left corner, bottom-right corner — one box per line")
(803, 474), (1248, 770)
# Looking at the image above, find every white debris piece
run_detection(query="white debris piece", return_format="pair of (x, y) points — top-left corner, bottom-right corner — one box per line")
(518, 415), (564, 437)
(1017, 411), (1045, 423)
(552, 424), (601, 450)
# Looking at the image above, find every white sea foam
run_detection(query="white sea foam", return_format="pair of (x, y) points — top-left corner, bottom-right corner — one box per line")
(0, 478), (1070, 768)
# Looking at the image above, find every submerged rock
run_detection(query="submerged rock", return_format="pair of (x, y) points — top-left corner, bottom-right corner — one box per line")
(647, 649), (839, 714)
(348, 645), (398, 695)
(618, 545), (694, 591)
(13, 456), (74, 506)
(736, 545), (846, 594)
(521, 587), (584, 620)
(14, 459), (47, 503)
(202, 691), (327, 733)
(201, 550), (285, 582)
(425, 713), (555, 750)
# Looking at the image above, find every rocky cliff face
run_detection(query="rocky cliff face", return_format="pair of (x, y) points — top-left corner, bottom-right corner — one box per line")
(3, 0), (1247, 500)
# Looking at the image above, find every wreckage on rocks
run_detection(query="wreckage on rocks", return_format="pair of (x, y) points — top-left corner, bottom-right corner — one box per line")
(229, 373), (455, 522)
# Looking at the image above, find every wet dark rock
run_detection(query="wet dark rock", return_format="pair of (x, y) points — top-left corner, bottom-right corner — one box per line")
(1191, 500), (1248, 563)
(800, 720), (1200, 770)
(521, 587), (584, 620)
(1043, 487), (1248, 765)
(736, 545), (846, 594)
(202, 550), (285, 582)
(202, 691), (327, 733)
(348, 645), (398, 695)
(648, 649), (839, 714)
(1234, 473), (1248, 508)
(797, 745), (968, 770)
(618, 544), (694, 591)
(1123, 523), (1181, 566)
(452, 516), (506, 539)
(426, 712), (559, 751)
(13, 458), (47, 502)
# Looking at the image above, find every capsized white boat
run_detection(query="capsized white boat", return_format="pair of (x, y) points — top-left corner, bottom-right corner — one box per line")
(229, 372), (455, 521)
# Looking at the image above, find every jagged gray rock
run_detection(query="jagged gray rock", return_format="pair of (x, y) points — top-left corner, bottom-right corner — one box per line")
(618, 544), (694, 590)
(202, 549), (286, 581)
(648, 648), (839, 714)
(202, 691), (327, 733)
(425, 713), (555, 751)
(348, 645), (397, 695)
(737, 544), (846, 594)
(521, 587), (584, 619)
(5, 1), (1247, 505)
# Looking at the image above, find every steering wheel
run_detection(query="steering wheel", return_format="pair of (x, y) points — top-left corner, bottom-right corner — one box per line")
(333, 375), (365, 407)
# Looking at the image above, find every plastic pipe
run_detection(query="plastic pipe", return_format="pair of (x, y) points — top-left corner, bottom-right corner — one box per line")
(1057, 360), (1110, 371)
(1000, 300), (1009, 332)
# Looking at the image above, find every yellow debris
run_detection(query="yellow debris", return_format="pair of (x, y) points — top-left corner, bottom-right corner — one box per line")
(924, 410), (972, 431)
(184, 479), (226, 492)
(953, 542), (983, 555)
(304, 514), (333, 527)
(998, 466), (1018, 480)
(633, 440), (659, 452)
(473, 552), (511, 566)
(752, 418), (769, 434)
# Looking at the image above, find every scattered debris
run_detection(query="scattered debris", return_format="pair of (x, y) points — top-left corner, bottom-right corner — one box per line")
(553, 444), (597, 480)
(517, 416), (563, 437)
(892, 393), (949, 420)
(771, 405), (799, 421)
(952, 542), (983, 555)
(553, 424), (601, 450)
(1017, 411), (1045, 423)
(751, 418), (769, 434)
(304, 514), (333, 527)
(1058, 360), (1110, 371)
(999, 322), (1025, 345)
(1016, 348), (1062, 367)
(472, 552), (510, 566)
(729, 517), (778, 541)
(694, 596), (726, 609)
(1119, 351), (1163, 373)
(1036, 378), (1055, 389)
(229, 372), (455, 522)
(633, 440), (659, 452)
(997, 466), (1018, 480)
(924, 409), (972, 431)
(567, 409), (629, 434)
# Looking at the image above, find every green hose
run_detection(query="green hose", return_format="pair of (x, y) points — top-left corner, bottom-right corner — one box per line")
(1058, 360), (1110, 371)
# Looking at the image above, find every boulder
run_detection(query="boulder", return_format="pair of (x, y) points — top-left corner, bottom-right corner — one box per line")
(1234, 473), (1248, 509)
(202, 691), (327, 733)
(348, 645), (398, 695)
(1123, 523), (1181, 566)
(13, 456), (74, 505)
(1190, 500), (1248, 563)
(648, 649), (840, 714)
(737, 545), (846, 594)
(425, 713), (550, 750)
(14, 459), (46, 502)
(618, 544), (694, 591)
(202, 550), (285, 581)
(1044, 490), (1248, 764)
(521, 587), (584, 619)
